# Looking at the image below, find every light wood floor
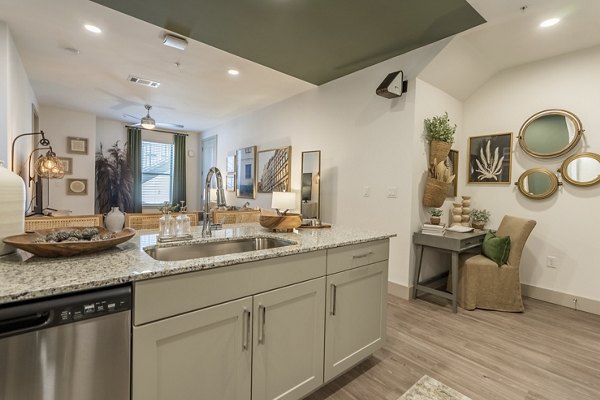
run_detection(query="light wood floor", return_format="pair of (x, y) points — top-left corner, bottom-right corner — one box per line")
(306, 295), (600, 400)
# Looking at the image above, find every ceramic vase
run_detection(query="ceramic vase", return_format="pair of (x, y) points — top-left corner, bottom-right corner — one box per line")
(451, 203), (462, 226)
(461, 196), (471, 226)
(430, 216), (441, 225)
(0, 162), (25, 255)
(105, 207), (125, 232)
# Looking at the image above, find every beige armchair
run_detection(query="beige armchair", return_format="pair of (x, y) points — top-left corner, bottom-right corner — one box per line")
(457, 215), (537, 312)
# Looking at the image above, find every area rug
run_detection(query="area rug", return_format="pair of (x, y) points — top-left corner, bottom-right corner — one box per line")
(399, 375), (472, 400)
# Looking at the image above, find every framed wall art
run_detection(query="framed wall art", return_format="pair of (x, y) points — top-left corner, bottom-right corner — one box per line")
(446, 150), (458, 197)
(468, 132), (512, 184)
(58, 157), (73, 175)
(67, 137), (88, 155)
(67, 178), (88, 195)
(257, 146), (291, 193)
(236, 146), (257, 198)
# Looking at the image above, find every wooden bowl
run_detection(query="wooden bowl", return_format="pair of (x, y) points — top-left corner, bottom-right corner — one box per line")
(259, 213), (302, 232)
(3, 227), (136, 258)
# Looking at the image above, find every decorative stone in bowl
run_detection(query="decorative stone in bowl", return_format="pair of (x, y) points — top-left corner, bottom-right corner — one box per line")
(3, 226), (135, 257)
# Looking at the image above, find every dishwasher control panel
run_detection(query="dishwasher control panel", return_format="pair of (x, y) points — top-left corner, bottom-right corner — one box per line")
(0, 285), (131, 339)
(56, 294), (131, 324)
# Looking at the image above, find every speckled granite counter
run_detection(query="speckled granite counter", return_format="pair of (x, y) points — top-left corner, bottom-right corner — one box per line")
(0, 224), (395, 305)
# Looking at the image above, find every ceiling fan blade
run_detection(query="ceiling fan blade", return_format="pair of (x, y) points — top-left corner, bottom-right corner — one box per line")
(156, 121), (185, 129)
(123, 113), (142, 120)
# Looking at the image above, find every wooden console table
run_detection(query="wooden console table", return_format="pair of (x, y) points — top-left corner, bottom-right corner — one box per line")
(412, 230), (486, 313)
(212, 209), (260, 224)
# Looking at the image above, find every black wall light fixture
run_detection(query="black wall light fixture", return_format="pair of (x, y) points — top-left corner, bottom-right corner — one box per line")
(376, 70), (408, 99)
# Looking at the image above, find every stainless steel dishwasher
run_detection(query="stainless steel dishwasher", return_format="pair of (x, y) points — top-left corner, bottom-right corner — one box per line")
(0, 285), (131, 400)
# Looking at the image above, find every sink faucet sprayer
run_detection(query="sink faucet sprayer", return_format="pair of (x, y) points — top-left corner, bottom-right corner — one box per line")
(202, 167), (227, 237)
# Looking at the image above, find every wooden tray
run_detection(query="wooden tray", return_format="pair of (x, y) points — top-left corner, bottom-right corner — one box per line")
(3, 227), (136, 258)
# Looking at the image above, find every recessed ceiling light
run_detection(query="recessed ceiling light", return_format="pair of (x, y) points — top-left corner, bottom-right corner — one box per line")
(84, 24), (102, 34)
(228, 69), (240, 76)
(540, 18), (560, 28)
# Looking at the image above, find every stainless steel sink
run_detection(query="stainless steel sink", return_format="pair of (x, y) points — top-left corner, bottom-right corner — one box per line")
(145, 237), (296, 261)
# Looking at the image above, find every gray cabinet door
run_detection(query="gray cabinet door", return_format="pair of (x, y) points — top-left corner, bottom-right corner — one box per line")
(324, 261), (388, 382)
(252, 277), (326, 400)
(132, 296), (253, 400)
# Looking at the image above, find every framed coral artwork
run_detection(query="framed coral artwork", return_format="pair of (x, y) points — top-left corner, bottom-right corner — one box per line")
(468, 132), (512, 184)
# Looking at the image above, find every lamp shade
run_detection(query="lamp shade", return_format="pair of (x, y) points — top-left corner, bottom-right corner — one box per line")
(34, 152), (64, 179)
(271, 192), (296, 211)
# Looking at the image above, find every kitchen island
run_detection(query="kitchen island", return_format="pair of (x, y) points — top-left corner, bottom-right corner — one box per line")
(0, 223), (395, 400)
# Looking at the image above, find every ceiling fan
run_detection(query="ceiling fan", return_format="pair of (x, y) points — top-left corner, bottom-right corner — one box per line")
(123, 105), (184, 129)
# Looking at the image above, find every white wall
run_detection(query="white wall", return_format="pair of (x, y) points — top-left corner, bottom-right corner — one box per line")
(0, 22), (38, 209)
(460, 45), (600, 302)
(411, 78), (464, 281)
(39, 106), (96, 215)
(203, 39), (450, 287)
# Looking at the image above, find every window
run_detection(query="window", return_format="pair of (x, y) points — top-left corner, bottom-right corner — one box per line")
(141, 141), (174, 205)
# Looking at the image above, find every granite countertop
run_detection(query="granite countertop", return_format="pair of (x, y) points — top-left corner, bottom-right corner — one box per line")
(0, 224), (395, 305)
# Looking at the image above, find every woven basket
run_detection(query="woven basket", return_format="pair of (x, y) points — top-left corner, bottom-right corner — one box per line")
(429, 140), (452, 166)
(423, 177), (451, 207)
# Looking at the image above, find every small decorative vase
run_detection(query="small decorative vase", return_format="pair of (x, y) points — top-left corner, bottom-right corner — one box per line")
(105, 207), (125, 232)
(451, 203), (462, 226)
(472, 221), (485, 230)
(430, 216), (441, 225)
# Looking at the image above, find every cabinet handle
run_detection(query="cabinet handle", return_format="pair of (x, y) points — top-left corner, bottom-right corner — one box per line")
(242, 309), (251, 351)
(352, 251), (373, 259)
(258, 305), (266, 345)
(330, 284), (337, 316)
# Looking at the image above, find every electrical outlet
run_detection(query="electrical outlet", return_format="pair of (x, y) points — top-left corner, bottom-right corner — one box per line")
(363, 186), (370, 197)
(546, 256), (557, 268)
(387, 187), (398, 198)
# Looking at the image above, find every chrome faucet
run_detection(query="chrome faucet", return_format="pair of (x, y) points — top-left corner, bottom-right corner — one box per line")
(202, 167), (227, 237)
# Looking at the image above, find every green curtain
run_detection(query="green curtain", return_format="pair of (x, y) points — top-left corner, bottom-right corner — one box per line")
(172, 134), (187, 207)
(126, 127), (143, 213)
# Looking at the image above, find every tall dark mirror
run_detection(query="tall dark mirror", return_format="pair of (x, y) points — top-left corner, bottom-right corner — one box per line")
(300, 151), (321, 219)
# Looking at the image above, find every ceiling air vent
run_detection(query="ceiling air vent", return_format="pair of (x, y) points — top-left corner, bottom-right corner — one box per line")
(127, 75), (160, 88)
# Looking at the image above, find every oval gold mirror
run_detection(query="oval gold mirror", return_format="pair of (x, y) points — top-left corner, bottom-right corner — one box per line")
(516, 168), (559, 199)
(561, 152), (600, 187)
(518, 109), (583, 159)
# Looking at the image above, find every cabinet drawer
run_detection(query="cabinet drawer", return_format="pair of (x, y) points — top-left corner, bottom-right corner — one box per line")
(326, 239), (389, 274)
(134, 250), (326, 325)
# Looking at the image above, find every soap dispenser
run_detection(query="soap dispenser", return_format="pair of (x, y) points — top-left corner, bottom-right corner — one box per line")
(176, 201), (191, 237)
(159, 202), (174, 239)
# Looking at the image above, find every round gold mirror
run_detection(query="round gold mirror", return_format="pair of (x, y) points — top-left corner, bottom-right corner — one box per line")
(560, 152), (600, 187)
(518, 109), (583, 159)
(516, 168), (559, 199)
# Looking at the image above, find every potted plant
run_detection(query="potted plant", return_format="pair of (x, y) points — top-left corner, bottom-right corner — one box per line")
(95, 142), (133, 231)
(470, 209), (491, 230)
(424, 112), (456, 165)
(422, 160), (455, 207)
(429, 208), (443, 225)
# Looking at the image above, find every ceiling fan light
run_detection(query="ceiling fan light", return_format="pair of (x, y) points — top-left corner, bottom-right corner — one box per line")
(141, 116), (156, 129)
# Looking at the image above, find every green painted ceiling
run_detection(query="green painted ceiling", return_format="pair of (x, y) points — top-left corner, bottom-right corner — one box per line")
(91, 0), (485, 85)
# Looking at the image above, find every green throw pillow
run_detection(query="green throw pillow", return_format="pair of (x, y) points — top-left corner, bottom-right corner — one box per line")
(482, 231), (511, 267)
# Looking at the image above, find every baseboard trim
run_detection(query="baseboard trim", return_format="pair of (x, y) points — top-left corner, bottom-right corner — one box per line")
(521, 284), (600, 316)
(388, 282), (410, 300)
(388, 281), (600, 316)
